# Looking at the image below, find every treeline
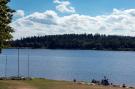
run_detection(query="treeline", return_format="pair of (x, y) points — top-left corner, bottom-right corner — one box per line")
(11, 34), (135, 51)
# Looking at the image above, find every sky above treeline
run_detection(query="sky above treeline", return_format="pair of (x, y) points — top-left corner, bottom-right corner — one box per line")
(9, 0), (135, 39)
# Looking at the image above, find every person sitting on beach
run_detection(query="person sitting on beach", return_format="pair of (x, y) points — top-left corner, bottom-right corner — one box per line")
(91, 79), (100, 84)
(73, 79), (76, 83)
(122, 84), (126, 88)
(101, 76), (110, 86)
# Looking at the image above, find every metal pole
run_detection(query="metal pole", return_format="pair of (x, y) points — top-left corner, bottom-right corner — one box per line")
(18, 48), (20, 78)
(5, 55), (7, 78)
(28, 49), (30, 78)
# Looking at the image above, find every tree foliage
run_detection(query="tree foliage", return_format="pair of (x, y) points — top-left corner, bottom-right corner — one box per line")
(11, 34), (135, 51)
(0, 0), (14, 53)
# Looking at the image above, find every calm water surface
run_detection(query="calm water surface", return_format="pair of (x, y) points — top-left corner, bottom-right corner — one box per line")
(0, 49), (135, 86)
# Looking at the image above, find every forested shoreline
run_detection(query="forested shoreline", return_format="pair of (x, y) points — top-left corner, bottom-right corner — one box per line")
(10, 34), (135, 51)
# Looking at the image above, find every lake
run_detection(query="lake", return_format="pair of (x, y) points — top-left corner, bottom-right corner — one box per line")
(0, 49), (135, 86)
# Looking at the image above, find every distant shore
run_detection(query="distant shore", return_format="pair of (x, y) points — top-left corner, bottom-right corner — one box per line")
(5, 47), (135, 52)
(10, 34), (135, 51)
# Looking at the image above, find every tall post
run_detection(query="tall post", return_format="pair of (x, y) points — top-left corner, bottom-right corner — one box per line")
(17, 48), (20, 78)
(28, 49), (30, 78)
(5, 55), (7, 78)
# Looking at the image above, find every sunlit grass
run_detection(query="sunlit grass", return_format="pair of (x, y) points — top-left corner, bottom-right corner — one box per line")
(0, 79), (129, 89)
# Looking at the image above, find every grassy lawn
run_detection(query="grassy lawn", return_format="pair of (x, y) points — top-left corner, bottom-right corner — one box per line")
(0, 81), (9, 89)
(0, 79), (131, 89)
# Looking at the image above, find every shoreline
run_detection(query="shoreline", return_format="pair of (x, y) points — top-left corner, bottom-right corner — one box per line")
(3, 48), (135, 52)
(40, 78), (135, 88)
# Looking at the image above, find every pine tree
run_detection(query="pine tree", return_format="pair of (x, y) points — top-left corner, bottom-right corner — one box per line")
(0, 0), (15, 53)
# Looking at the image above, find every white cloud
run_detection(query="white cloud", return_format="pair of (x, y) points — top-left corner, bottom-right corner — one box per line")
(14, 10), (25, 18)
(53, 0), (76, 13)
(11, 9), (135, 39)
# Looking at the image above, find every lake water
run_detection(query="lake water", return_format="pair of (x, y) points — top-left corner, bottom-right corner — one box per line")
(0, 49), (135, 86)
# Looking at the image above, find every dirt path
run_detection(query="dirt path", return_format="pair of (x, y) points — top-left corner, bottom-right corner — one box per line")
(2, 80), (37, 89)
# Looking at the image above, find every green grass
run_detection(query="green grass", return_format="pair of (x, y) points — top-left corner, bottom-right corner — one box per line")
(0, 82), (8, 89)
(0, 79), (132, 89)
(25, 78), (126, 89)
(25, 78), (74, 89)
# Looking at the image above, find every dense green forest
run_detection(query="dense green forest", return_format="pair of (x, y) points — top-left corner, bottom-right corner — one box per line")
(11, 34), (135, 51)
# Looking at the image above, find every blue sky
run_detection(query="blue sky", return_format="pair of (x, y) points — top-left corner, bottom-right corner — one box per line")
(10, 0), (135, 39)
(10, 0), (135, 16)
